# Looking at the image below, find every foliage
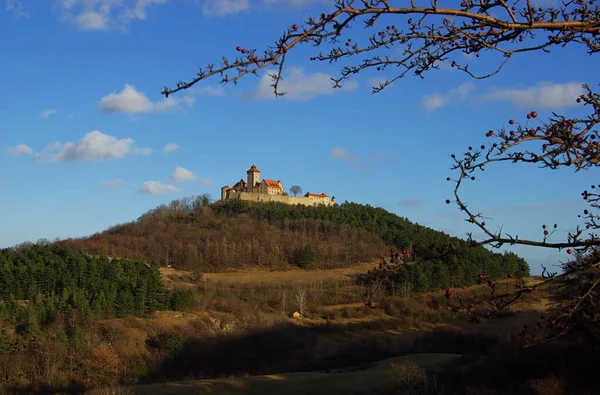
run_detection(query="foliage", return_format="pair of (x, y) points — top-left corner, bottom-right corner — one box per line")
(0, 244), (166, 331)
(58, 195), (387, 273)
(289, 185), (302, 197)
(158, 0), (599, 347)
(290, 245), (315, 269)
(168, 289), (196, 312)
(165, 332), (185, 356)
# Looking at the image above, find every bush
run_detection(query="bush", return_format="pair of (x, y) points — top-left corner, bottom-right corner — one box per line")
(390, 360), (437, 395)
(124, 355), (148, 381)
(169, 289), (195, 311)
(165, 332), (184, 356)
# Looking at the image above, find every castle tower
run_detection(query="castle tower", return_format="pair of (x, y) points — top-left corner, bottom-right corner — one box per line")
(246, 164), (261, 193)
(221, 185), (229, 200)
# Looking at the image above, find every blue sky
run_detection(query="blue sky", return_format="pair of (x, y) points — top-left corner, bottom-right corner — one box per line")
(1, 0), (597, 274)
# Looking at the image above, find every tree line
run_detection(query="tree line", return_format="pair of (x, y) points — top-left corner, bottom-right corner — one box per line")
(0, 244), (167, 340)
(53, 195), (528, 291)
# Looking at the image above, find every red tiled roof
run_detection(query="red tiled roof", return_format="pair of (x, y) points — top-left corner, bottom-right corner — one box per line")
(304, 192), (328, 198)
(221, 185), (229, 189)
(263, 179), (282, 189)
(246, 164), (261, 173)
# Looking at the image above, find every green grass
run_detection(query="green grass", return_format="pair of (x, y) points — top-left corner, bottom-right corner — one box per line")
(131, 353), (460, 395)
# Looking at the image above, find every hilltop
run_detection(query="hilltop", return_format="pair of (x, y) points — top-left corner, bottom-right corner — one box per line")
(56, 196), (529, 291)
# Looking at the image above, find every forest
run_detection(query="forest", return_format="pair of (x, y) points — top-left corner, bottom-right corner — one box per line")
(0, 245), (168, 341)
(54, 195), (528, 292)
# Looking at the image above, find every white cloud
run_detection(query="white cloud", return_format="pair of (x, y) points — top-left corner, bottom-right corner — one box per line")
(249, 66), (358, 101)
(203, 0), (326, 16)
(6, 144), (33, 156)
(483, 82), (584, 109)
(422, 93), (447, 112)
(203, 0), (250, 16)
(39, 109), (57, 119)
(422, 82), (475, 112)
(49, 130), (150, 161)
(198, 177), (213, 186)
(134, 147), (153, 156)
(103, 178), (124, 188)
(44, 141), (63, 151)
(162, 143), (180, 153)
(6, 0), (29, 19)
(98, 84), (194, 115)
(58, 0), (167, 31)
(330, 148), (370, 171)
(73, 11), (107, 30)
(424, 81), (584, 112)
(170, 167), (196, 182)
(138, 181), (179, 195)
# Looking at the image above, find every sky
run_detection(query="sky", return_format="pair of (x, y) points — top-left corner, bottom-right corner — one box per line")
(1, 0), (598, 275)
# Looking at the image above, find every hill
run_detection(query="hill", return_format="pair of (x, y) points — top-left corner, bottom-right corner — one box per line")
(56, 196), (529, 292)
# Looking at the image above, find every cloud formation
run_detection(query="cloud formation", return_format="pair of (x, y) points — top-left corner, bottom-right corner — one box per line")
(98, 84), (194, 115)
(202, 0), (326, 16)
(6, 0), (29, 19)
(39, 109), (57, 119)
(249, 67), (358, 101)
(170, 167), (196, 182)
(6, 144), (33, 156)
(330, 148), (370, 171)
(423, 81), (583, 111)
(483, 82), (584, 109)
(202, 0), (249, 16)
(422, 82), (475, 112)
(58, 0), (167, 31)
(162, 143), (180, 153)
(46, 131), (150, 161)
(138, 181), (179, 195)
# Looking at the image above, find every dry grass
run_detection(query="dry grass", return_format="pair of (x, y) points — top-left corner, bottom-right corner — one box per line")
(200, 260), (377, 285)
(131, 353), (460, 395)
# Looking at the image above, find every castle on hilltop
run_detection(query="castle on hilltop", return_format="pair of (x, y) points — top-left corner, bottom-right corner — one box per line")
(220, 164), (336, 207)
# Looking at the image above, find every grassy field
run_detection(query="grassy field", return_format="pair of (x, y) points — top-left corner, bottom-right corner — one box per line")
(161, 260), (377, 287)
(132, 353), (459, 395)
(81, 262), (558, 395)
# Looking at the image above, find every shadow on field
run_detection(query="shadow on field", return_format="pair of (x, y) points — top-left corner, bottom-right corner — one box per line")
(148, 319), (495, 381)
(142, 314), (600, 395)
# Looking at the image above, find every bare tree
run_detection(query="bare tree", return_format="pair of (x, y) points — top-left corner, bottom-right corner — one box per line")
(295, 288), (309, 316)
(290, 185), (302, 197)
(161, 0), (600, 344)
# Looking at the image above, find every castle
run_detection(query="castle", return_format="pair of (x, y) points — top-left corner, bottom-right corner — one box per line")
(220, 164), (336, 207)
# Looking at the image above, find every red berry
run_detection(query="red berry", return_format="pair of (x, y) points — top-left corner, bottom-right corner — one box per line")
(456, 265), (460, 269)
(509, 119), (515, 125)
(467, 311), (472, 316)
(530, 111), (537, 118)
(485, 312), (491, 317)
(236, 46), (241, 51)
(508, 273), (513, 278)
(567, 249), (573, 254)
(292, 24), (299, 30)
(521, 265), (527, 271)
(479, 274), (485, 280)
(446, 177), (451, 181)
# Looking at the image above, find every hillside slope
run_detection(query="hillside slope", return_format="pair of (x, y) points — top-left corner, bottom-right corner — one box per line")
(57, 196), (529, 288)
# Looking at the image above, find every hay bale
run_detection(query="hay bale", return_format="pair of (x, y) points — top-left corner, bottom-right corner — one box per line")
(292, 311), (301, 319)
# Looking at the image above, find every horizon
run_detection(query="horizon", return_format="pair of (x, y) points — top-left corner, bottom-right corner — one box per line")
(1, 0), (597, 274)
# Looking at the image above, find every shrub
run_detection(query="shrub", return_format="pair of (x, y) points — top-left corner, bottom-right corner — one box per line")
(165, 332), (184, 356)
(169, 289), (195, 311)
(390, 360), (437, 395)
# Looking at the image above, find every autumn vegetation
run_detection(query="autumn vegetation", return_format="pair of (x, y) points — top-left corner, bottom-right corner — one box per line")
(1, 0), (599, 393)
